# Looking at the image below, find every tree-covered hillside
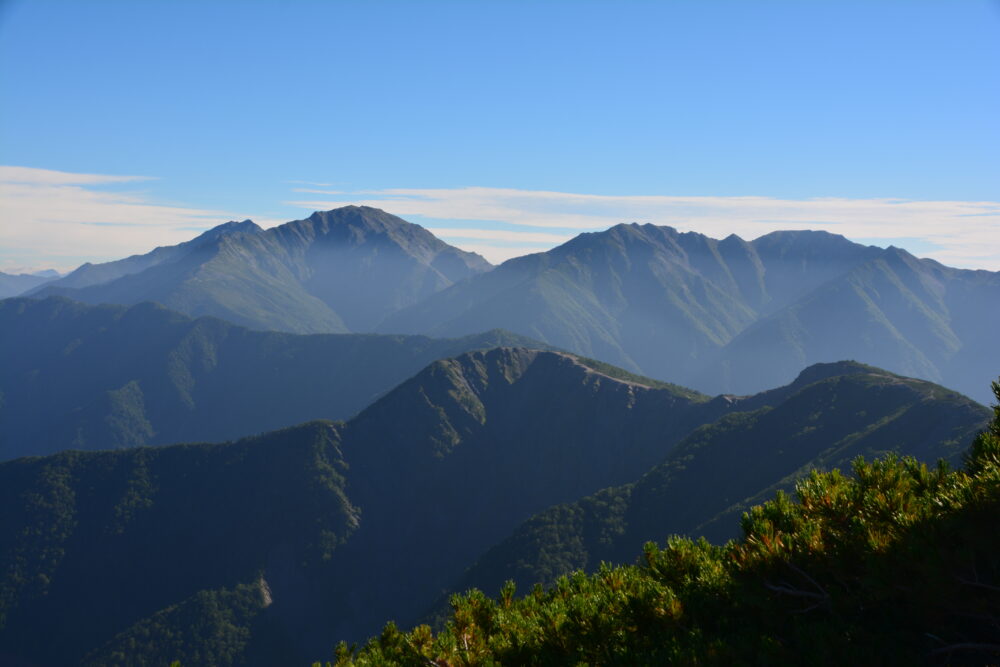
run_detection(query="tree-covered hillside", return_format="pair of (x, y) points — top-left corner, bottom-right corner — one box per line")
(334, 380), (1000, 666)
(0, 422), (356, 666)
(0, 351), (990, 665)
(0, 348), (720, 665)
(444, 362), (988, 604)
(324, 348), (724, 643)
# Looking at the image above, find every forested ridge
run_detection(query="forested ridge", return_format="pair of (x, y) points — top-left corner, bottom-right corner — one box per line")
(330, 381), (1000, 665)
(441, 364), (987, 608)
(0, 349), (992, 665)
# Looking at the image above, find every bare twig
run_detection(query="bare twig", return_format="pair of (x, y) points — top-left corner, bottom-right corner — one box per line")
(786, 561), (828, 597)
(929, 642), (1000, 657)
(763, 581), (828, 600)
(957, 576), (1000, 594)
(789, 600), (829, 614)
(950, 611), (1000, 625)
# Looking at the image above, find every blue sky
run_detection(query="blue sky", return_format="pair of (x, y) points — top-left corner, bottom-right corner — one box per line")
(1, 0), (998, 271)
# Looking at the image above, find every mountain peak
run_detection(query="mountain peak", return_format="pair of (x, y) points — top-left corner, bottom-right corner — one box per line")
(31, 268), (61, 278)
(610, 221), (681, 236)
(302, 206), (426, 236)
(791, 360), (886, 388)
(287, 206), (453, 252)
(751, 229), (863, 254)
(555, 222), (684, 256)
(880, 244), (917, 262)
(193, 219), (263, 243)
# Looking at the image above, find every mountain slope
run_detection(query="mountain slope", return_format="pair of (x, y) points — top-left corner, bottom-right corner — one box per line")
(0, 351), (990, 665)
(0, 297), (549, 460)
(0, 348), (725, 665)
(443, 362), (989, 602)
(324, 347), (724, 642)
(35, 220), (265, 292)
(705, 246), (1000, 403)
(0, 422), (356, 666)
(342, 395), (1000, 665)
(32, 206), (491, 333)
(378, 225), (881, 382)
(380, 223), (796, 379)
(380, 223), (999, 405)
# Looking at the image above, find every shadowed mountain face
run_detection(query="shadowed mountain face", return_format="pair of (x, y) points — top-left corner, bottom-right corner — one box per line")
(31, 207), (491, 333)
(0, 422), (357, 667)
(326, 347), (724, 642)
(0, 347), (722, 665)
(380, 224), (999, 404)
(439, 361), (990, 606)
(0, 347), (988, 666)
(0, 297), (550, 461)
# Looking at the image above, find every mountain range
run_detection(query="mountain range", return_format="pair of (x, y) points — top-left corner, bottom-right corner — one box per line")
(0, 296), (549, 461)
(32, 206), (490, 334)
(381, 222), (1000, 404)
(0, 346), (988, 665)
(22, 206), (998, 405)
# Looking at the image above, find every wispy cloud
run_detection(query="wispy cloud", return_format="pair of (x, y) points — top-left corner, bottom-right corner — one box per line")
(0, 166), (241, 272)
(288, 187), (1000, 270)
(287, 181), (340, 189)
(0, 165), (155, 186)
(425, 228), (573, 244)
(424, 228), (574, 263)
(4, 170), (998, 273)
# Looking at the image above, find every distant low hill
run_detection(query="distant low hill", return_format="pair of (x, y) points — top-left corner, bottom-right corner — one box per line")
(0, 270), (57, 298)
(0, 296), (548, 460)
(31, 206), (491, 333)
(0, 347), (988, 665)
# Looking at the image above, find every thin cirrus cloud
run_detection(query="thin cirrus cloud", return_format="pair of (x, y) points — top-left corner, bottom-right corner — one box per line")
(288, 187), (1000, 269)
(0, 166), (247, 272)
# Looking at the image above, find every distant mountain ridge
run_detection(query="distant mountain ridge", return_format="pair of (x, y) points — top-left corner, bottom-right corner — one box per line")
(0, 270), (58, 298)
(32, 206), (491, 333)
(23, 208), (1000, 402)
(0, 296), (549, 461)
(379, 222), (999, 403)
(701, 245), (1000, 401)
(31, 219), (266, 296)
